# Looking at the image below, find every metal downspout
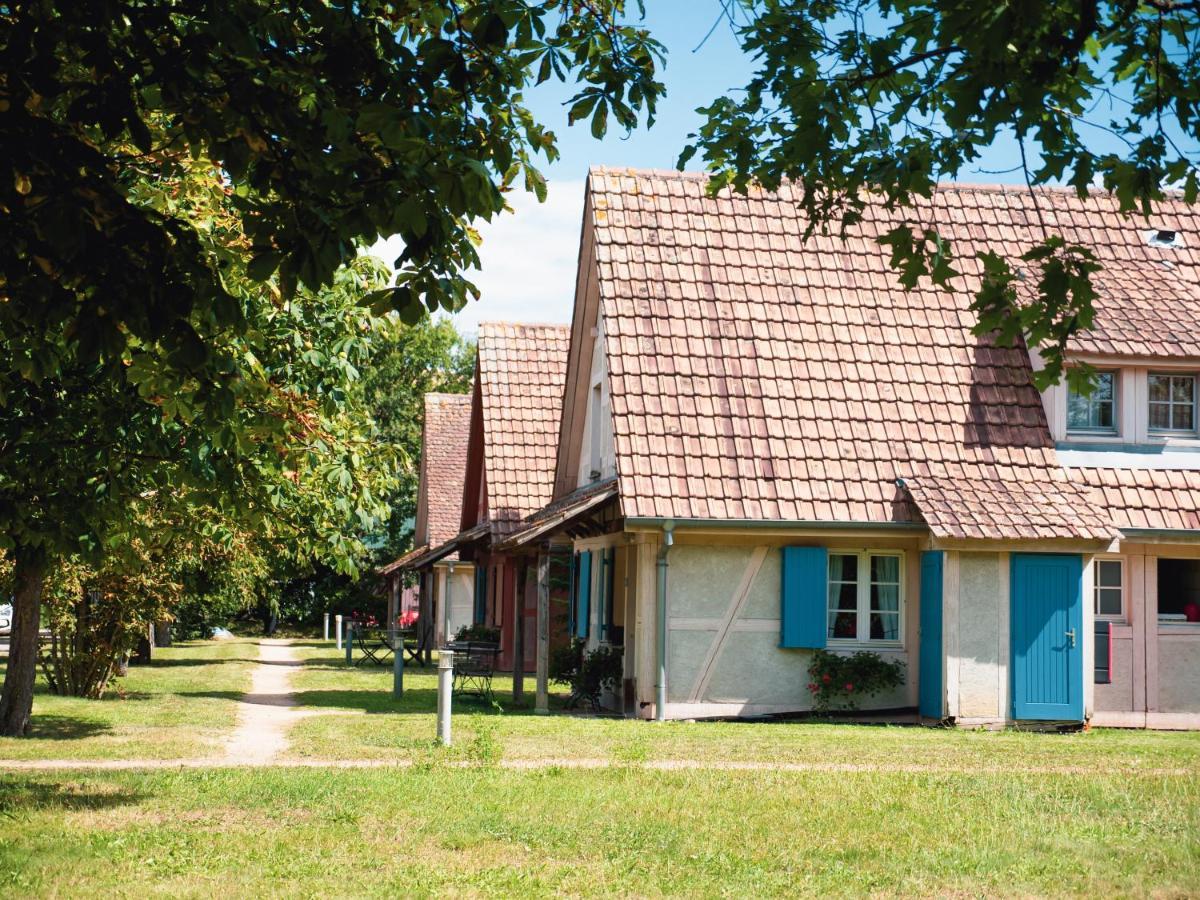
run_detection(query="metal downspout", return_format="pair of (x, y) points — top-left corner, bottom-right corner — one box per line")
(655, 523), (674, 722)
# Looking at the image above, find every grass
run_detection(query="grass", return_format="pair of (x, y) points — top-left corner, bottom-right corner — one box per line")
(287, 644), (1200, 772)
(0, 766), (1197, 896)
(0, 638), (255, 761)
(0, 638), (1197, 895)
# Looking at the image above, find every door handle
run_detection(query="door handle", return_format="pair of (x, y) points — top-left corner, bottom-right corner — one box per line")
(1065, 629), (1076, 648)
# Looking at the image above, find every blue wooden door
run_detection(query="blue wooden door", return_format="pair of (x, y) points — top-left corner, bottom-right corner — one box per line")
(1010, 554), (1084, 722)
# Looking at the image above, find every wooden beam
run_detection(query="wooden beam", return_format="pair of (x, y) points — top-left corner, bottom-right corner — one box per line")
(535, 550), (550, 714)
(513, 562), (526, 703)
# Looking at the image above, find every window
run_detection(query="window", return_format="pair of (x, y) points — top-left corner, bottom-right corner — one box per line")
(1094, 559), (1123, 619)
(1067, 372), (1116, 432)
(1148, 373), (1196, 432)
(1158, 558), (1200, 623)
(827, 552), (903, 643)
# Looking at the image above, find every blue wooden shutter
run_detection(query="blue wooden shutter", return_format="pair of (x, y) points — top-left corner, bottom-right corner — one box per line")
(918, 551), (944, 719)
(568, 552), (578, 636)
(780, 546), (827, 648)
(473, 565), (487, 625)
(575, 551), (592, 639)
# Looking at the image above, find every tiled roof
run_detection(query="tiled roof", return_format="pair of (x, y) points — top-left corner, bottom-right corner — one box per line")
(478, 322), (571, 535)
(900, 475), (1117, 542)
(1066, 467), (1200, 532)
(1071, 259), (1200, 358)
(418, 393), (472, 547)
(587, 167), (1184, 533)
(379, 544), (429, 576)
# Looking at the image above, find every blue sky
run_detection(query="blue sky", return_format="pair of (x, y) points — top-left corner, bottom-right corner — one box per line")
(372, 3), (1190, 334)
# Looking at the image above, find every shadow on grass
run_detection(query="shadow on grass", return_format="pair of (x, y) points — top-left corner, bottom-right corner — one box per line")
(22, 715), (113, 741)
(285, 688), (535, 716)
(0, 778), (143, 814)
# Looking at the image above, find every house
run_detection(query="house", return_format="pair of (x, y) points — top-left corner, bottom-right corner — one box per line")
(503, 167), (1200, 728)
(406, 322), (572, 701)
(379, 392), (473, 658)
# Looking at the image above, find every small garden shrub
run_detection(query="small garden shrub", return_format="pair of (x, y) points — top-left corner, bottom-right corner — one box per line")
(453, 623), (500, 643)
(550, 638), (623, 709)
(806, 649), (905, 713)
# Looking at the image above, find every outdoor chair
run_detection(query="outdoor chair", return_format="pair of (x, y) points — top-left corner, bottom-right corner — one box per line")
(445, 641), (500, 702)
(353, 626), (391, 666)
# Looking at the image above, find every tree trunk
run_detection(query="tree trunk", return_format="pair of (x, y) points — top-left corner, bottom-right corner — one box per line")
(0, 550), (47, 736)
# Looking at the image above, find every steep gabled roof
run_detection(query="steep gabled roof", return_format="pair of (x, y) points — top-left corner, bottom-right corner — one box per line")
(415, 392), (473, 548)
(469, 321), (571, 537)
(582, 168), (1198, 538)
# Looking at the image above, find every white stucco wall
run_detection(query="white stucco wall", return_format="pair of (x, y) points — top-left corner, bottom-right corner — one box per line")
(953, 552), (1008, 720)
(942, 551), (1011, 725)
(662, 542), (914, 718)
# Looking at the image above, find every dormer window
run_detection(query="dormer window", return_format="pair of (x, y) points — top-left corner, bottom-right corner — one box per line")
(1149, 373), (1196, 433)
(1067, 371), (1117, 433)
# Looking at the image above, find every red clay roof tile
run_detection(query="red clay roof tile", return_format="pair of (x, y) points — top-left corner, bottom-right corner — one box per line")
(477, 322), (570, 536)
(584, 168), (1200, 536)
(417, 392), (472, 548)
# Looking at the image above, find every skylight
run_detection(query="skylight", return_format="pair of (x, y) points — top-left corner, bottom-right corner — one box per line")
(1145, 228), (1183, 248)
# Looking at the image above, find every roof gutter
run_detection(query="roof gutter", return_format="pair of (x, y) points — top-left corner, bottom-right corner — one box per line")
(1120, 528), (1200, 542)
(624, 517), (926, 533)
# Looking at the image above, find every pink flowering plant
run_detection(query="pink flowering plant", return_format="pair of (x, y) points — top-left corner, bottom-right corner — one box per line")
(806, 649), (905, 713)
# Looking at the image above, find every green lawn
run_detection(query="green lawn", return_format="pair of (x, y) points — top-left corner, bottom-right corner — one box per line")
(288, 643), (1199, 772)
(0, 638), (1197, 896)
(0, 638), (255, 761)
(1, 766), (1197, 896)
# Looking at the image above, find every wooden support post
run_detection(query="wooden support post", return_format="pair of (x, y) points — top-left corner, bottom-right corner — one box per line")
(419, 571), (433, 665)
(512, 562), (526, 704)
(392, 629), (404, 698)
(535, 550), (550, 714)
(387, 574), (400, 629)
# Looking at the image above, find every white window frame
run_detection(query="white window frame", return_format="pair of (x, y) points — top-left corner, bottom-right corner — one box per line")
(1066, 370), (1118, 435)
(827, 551), (905, 648)
(1093, 557), (1125, 621)
(1148, 372), (1198, 434)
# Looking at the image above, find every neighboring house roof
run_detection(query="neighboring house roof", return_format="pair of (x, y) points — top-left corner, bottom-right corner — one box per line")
(583, 168), (1199, 539)
(415, 392), (473, 549)
(1067, 467), (1200, 532)
(379, 543), (429, 576)
(380, 392), (471, 575)
(471, 322), (571, 537)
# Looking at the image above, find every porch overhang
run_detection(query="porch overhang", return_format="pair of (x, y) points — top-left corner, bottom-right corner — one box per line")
(495, 481), (619, 551)
(404, 522), (490, 570)
(378, 544), (430, 577)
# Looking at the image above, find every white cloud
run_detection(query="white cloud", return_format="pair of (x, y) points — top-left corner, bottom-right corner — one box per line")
(370, 180), (584, 337)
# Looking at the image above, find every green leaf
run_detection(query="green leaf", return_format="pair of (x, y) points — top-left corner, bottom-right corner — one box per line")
(247, 251), (283, 282)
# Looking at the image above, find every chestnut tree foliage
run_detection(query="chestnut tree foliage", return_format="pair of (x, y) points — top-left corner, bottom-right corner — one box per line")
(0, 0), (663, 734)
(683, 0), (1200, 389)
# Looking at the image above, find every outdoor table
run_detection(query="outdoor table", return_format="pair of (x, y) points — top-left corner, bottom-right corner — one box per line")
(353, 626), (423, 666)
(443, 641), (501, 701)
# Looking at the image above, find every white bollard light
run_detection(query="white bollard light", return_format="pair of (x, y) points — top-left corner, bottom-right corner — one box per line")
(335, 614), (343, 650)
(437, 650), (454, 746)
(323, 613), (330, 641)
